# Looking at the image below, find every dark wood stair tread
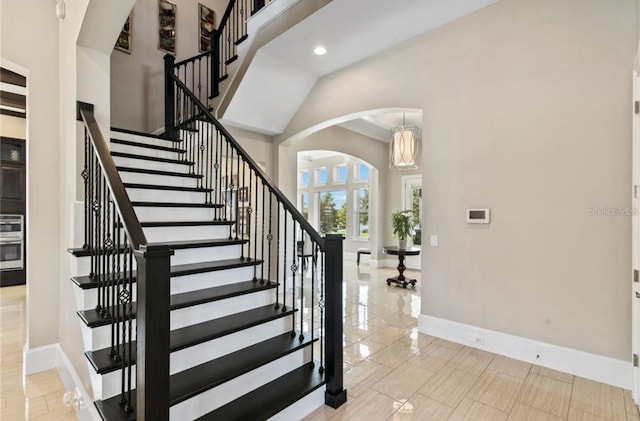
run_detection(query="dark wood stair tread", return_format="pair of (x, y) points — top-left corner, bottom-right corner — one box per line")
(85, 304), (294, 374)
(131, 201), (222, 208)
(94, 335), (316, 421)
(197, 362), (325, 421)
(110, 151), (193, 166)
(123, 183), (212, 193)
(72, 256), (259, 291)
(111, 138), (186, 153)
(116, 166), (202, 179)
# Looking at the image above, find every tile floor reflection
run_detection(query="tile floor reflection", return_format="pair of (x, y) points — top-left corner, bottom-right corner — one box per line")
(0, 285), (76, 420)
(303, 262), (639, 421)
(1, 261), (638, 421)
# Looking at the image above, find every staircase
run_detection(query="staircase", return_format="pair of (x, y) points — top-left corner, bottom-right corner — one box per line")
(68, 2), (346, 419)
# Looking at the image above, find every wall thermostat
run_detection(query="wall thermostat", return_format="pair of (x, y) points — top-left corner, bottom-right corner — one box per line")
(467, 208), (490, 224)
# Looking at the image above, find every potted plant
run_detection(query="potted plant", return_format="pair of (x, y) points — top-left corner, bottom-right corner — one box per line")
(391, 209), (415, 249)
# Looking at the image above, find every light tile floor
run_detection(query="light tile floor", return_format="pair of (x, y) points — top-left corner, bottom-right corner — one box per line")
(303, 262), (640, 421)
(0, 285), (76, 420)
(1, 262), (637, 420)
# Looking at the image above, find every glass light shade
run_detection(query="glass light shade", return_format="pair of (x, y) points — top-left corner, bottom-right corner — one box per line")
(389, 126), (419, 169)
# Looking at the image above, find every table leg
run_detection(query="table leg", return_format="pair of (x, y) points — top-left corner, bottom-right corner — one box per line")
(397, 254), (406, 282)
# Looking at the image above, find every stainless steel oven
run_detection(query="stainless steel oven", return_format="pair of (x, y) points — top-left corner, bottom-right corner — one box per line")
(0, 215), (24, 270)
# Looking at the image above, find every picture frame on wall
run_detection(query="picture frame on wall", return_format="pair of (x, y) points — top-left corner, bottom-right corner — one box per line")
(158, 1), (177, 55)
(115, 12), (132, 53)
(199, 3), (215, 52)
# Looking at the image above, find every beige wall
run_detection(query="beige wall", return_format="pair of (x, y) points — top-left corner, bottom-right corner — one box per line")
(1, 0), (61, 349)
(278, 0), (636, 360)
(110, 0), (227, 132)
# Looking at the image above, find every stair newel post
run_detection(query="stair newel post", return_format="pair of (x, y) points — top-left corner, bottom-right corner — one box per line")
(323, 234), (347, 408)
(135, 244), (172, 421)
(164, 54), (176, 141)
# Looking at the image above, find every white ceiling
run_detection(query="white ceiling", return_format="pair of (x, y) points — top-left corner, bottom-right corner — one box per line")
(222, 0), (497, 136)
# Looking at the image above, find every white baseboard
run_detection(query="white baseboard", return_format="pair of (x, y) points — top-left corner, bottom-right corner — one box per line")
(24, 344), (59, 375)
(24, 344), (101, 421)
(418, 315), (631, 390)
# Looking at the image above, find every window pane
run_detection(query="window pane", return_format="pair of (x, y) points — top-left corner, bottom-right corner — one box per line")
(357, 164), (370, 181)
(334, 165), (347, 183)
(357, 188), (369, 237)
(316, 168), (327, 185)
(299, 170), (309, 187)
(300, 192), (309, 220)
(318, 190), (346, 235)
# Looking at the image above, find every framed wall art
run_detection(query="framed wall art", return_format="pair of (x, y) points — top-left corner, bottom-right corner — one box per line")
(115, 12), (132, 53)
(199, 3), (215, 52)
(158, 1), (177, 55)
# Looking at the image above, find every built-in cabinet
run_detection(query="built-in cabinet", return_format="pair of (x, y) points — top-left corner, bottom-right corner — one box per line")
(0, 137), (26, 286)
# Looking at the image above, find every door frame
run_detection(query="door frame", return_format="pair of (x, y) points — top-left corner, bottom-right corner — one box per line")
(632, 42), (640, 403)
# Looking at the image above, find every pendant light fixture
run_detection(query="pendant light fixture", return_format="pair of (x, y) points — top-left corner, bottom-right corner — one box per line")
(389, 113), (419, 169)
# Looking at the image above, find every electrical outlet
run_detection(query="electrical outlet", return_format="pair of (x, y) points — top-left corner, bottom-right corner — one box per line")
(430, 235), (438, 246)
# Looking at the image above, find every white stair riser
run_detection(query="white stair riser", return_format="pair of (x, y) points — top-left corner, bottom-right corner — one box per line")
(268, 386), (325, 421)
(170, 266), (256, 294)
(113, 156), (192, 174)
(171, 244), (243, 266)
(70, 255), (137, 277)
(74, 284), (138, 312)
(98, 315), (294, 400)
(171, 349), (310, 420)
(126, 188), (208, 203)
(143, 225), (231, 243)
(170, 289), (274, 330)
(134, 206), (216, 222)
(119, 171), (199, 188)
(111, 131), (179, 148)
(81, 321), (137, 352)
(110, 142), (184, 161)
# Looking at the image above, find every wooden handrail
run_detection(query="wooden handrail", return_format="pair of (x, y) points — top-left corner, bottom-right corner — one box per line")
(77, 102), (147, 249)
(169, 74), (325, 248)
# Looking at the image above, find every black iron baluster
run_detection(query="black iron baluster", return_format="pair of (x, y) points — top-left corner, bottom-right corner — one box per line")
(245, 170), (251, 259)
(310, 242), (316, 361)
(266, 191), (272, 287)
(299, 228), (305, 341)
(253, 169), (258, 274)
(260, 179), (265, 282)
(114, 211), (122, 363)
(82, 129), (89, 249)
(215, 129), (221, 217)
(274, 200), (280, 309)
(282, 203), (287, 312)
(319, 250), (324, 373)
(291, 218), (296, 334)
(120, 233), (128, 406)
(125, 247), (134, 412)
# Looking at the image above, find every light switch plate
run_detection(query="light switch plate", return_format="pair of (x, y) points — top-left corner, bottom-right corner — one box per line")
(430, 235), (438, 246)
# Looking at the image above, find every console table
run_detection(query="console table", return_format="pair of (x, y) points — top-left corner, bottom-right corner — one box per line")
(382, 246), (420, 288)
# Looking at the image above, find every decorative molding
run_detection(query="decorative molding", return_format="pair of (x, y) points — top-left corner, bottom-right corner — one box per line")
(418, 315), (631, 390)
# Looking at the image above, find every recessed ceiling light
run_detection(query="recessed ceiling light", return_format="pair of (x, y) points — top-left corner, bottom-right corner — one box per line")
(314, 46), (327, 56)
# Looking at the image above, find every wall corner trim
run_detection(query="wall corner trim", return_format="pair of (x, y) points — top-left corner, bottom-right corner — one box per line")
(418, 314), (631, 390)
(24, 343), (101, 420)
